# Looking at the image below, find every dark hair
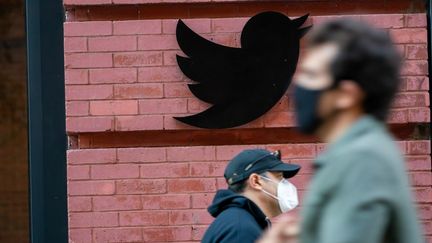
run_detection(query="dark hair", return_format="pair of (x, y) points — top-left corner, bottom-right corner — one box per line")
(228, 180), (248, 193)
(309, 18), (401, 121)
(228, 172), (269, 193)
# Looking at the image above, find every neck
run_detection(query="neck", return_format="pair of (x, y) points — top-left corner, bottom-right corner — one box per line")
(241, 191), (279, 218)
(316, 108), (364, 143)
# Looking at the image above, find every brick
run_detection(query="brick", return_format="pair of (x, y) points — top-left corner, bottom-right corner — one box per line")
(66, 116), (114, 133)
(90, 100), (138, 115)
(113, 20), (162, 35)
(69, 229), (92, 243)
(114, 83), (163, 99)
(191, 193), (215, 209)
(138, 66), (183, 82)
(137, 35), (177, 50)
(88, 36), (137, 52)
(407, 141), (431, 155)
(119, 211), (169, 226)
(66, 84), (113, 101)
(192, 225), (208, 241)
(203, 33), (238, 47)
(410, 172), (432, 186)
(169, 210), (213, 225)
(190, 162), (226, 177)
(406, 76), (429, 91)
(91, 164), (140, 179)
(64, 37), (87, 53)
(139, 99), (187, 114)
(117, 147), (166, 163)
(115, 115), (164, 131)
(386, 109), (408, 124)
(142, 194), (191, 209)
(216, 177), (227, 190)
(142, 226), (192, 242)
(389, 29), (427, 44)
(422, 221), (432, 235)
(114, 51), (163, 67)
(167, 178), (216, 193)
(408, 108), (430, 123)
(211, 18), (247, 33)
(417, 204), (432, 220)
(68, 165), (90, 180)
(164, 82), (193, 98)
(69, 181), (115, 196)
(64, 0), (111, 4)
(116, 179), (166, 194)
(65, 69), (88, 85)
(187, 98), (211, 113)
(268, 96), (292, 112)
(68, 149), (116, 164)
(405, 156), (432, 171)
(406, 44), (428, 60)
(236, 116), (265, 129)
(64, 21), (112, 37)
(288, 174), (311, 190)
(167, 146), (215, 161)
(89, 68), (137, 84)
(93, 195), (142, 211)
(263, 111), (296, 127)
(267, 144), (316, 158)
(65, 53), (113, 68)
(395, 44), (405, 58)
(93, 228), (142, 243)
(163, 19), (211, 34)
(163, 50), (181, 66)
(290, 159), (315, 174)
(396, 141), (407, 154)
(141, 163), (189, 178)
(401, 60), (428, 76)
(360, 14), (404, 29)
(414, 187), (432, 203)
(216, 145), (262, 161)
(405, 14), (427, 28)
(69, 212), (118, 228)
(393, 92), (429, 108)
(66, 101), (89, 116)
(68, 197), (92, 212)
(163, 114), (197, 130)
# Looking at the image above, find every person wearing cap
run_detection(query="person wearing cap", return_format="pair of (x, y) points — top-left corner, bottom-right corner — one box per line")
(201, 149), (301, 243)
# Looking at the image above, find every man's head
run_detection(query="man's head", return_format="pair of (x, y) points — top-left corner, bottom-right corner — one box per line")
(224, 149), (301, 217)
(294, 18), (401, 134)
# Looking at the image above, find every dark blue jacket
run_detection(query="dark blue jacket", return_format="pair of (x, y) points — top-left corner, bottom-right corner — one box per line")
(202, 189), (270, 243)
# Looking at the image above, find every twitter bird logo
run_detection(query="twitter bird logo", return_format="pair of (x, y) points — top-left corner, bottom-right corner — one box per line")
(174, 11), (311, 129)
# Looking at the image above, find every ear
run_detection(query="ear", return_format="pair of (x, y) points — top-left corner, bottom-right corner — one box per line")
(335, 80), (364, 109)
(247, 173), (264, 191)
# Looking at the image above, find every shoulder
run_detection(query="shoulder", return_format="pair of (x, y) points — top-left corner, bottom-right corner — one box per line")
(203, 207), (262, 243)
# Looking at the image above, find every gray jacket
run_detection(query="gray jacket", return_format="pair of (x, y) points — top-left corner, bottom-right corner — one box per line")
(301, 115), (424, 243)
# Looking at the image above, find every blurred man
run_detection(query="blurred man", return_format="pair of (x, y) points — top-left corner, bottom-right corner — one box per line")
(259, 19), (424, 243)
(202, 149), (301, 243)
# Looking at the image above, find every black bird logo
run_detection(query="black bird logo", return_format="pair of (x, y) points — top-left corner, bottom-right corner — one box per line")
(174, 11), (311, 129)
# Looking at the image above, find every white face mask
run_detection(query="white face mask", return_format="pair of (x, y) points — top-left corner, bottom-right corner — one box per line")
(260, 175), (299, 213)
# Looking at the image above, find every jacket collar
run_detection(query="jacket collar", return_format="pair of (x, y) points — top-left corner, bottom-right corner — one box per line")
(314, 115), (385, 168)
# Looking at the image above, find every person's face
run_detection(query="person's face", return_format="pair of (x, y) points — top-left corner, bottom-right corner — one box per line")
(294, 44), (340, 122)
(259, 171), (284, 215)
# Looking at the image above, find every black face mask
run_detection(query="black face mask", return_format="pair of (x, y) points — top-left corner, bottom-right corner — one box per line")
(293, 85), (324, 134)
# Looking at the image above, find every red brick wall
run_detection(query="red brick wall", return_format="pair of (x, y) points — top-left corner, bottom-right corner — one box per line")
(64, 9), (431, 243)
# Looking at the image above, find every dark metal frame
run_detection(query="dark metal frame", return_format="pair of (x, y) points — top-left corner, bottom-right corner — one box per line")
(26, 1), (68, 242)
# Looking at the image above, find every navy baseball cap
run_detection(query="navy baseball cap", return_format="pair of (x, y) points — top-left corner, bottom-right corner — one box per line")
(224, 149), (301, 186)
